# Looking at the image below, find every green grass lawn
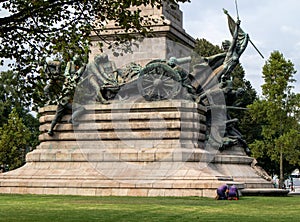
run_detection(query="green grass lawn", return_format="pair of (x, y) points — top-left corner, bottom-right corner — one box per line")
(0, 194), (298, 222)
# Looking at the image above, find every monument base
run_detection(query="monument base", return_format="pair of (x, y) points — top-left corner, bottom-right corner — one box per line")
(0, 100), (273, 197)
(0, 161), (236, 197)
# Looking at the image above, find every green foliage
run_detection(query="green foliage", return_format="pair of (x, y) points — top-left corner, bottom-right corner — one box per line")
(248, 51), (300, 175)
(0, 70), (29, 125)
(0, 0), (189, 109)
(0, 71), (39, 170)
(275, 130), (300, 165)
(262, 51), (296, 101)
(194, 38), (222, 57)
(21, 111), (40, 150)
(0, 109), (31, 170)
(0, 70), (40, 149)
(0, 0), (189, 68)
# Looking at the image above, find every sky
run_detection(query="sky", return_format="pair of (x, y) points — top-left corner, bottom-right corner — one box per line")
(179, 0), (300, 95)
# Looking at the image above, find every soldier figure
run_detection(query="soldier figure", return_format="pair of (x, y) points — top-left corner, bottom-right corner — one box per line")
(47, 55), (86, 136)
(79, 53), (120, 103)
(43, 60), (63, 105)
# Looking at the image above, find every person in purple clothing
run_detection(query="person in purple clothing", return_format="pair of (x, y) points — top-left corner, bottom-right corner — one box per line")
(216, 184), (229, 200)
(228, 185), (239, 200)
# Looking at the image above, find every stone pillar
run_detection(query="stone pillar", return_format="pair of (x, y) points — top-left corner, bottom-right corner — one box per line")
(89, 3), (195, 70)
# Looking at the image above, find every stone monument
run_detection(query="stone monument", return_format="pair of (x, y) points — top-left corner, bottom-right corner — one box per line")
(0, 3), (275, 197)
(90, 3), (195, 69)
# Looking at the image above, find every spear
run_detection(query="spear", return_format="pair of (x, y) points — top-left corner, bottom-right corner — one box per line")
(235, 0), (240, 20)
(249, 39), (264, 59)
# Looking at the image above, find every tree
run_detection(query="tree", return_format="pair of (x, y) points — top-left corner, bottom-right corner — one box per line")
(0, 0), (188, 68)
(0, 70), (30, 125)
(0, 108), (31, 171)
(0, 70), (40, 149)
(193, 38), (223, 57)
(0, 0), (189, 109)
(0, 0), (189, 69)
(248, 51), (300, 186)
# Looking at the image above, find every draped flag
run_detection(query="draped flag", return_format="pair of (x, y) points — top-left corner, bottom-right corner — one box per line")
(223, 9), (247, 45)
(224, 8), (264, 59)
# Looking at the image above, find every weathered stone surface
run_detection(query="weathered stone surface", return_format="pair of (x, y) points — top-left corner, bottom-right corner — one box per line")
(90, 2), (195, 70)
(0, 100), (272, 197)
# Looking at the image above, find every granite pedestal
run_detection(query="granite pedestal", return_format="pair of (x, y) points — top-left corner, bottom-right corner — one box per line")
(0, 100), (272, 197)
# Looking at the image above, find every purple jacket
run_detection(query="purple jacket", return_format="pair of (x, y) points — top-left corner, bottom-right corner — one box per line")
(217, 185), (228, 193)
(228, 185), (238, 196)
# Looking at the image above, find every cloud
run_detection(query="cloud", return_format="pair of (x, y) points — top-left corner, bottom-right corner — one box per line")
(180, 0), (300, 93)
(280, 25), (300, 37)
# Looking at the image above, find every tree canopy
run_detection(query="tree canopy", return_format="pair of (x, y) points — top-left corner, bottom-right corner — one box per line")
(0, 70), (40, 156)
(0, 0), (189, 109)
(248, 51), (300, 179)
(0, 0), (189, 68)
(0, 70), (30, 123)
(0, 108), (31, 170)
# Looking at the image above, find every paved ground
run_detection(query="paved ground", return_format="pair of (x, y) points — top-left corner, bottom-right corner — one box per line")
(287, 186), (300, 195)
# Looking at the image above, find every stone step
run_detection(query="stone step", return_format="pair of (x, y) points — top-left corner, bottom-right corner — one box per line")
(39, 112), (205, 124)
(0, 159), (232, 197)
(0, 177), (226, 189)
(39, 102), (206, 114)
(27, 147), (255, 165)
(0, 186), (217, 197)
(36, 140), (203, 150)
(241, 188), (289, 196)
(213, 154), (253, 164)
(39, 122), (207, 132)
(26, 148), (214, 162)
(39, 131), (205, 142)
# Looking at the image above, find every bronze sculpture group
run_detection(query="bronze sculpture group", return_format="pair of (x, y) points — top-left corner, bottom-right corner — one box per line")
(44, 9), (251, 154)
